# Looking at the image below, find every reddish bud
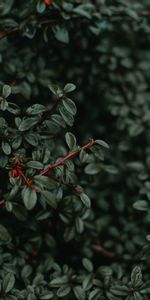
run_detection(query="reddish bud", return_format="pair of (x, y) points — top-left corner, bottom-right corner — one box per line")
(32, 250), (38, 257)
(10, 80), (16, 86)
(0, 200), (5, 206)
(0, 32), (6, 38)
(75, 39), (82, 49)
(48, 220), (52, 229)
(24, 255), (30, 261)
(74, 186), (83, 193)
(44, 0), (52, 6)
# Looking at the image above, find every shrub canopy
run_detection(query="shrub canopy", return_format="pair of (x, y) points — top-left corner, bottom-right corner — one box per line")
(0, 1), (150, 300)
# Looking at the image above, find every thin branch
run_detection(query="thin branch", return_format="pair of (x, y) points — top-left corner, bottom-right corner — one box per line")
(0, 27), (19, 40)
(92, 243), (114, 258)
(5, 139), (94, 192)
(36, 101), (59, 128)
(0, 14), (80, 41)
(1, 9), (150, 41)
(46, 173), (82, 193)
(39, 138), (95, 176)
(140, 11), (150, 16)
(18, 169), (30, 186)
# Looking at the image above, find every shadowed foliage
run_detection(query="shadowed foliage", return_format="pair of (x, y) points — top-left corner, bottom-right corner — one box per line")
(0, 1), (150, 299)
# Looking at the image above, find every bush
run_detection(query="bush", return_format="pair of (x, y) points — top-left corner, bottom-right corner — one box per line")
(0, 0), (150, 299)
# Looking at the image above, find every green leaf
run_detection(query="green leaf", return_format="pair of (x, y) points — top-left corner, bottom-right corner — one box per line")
(82, 274), (93, 290)
(133, 200), (148, 211)
(89, 25), (100, 36)
(26, 104), (46, 115)
(0, 154), (8, 167)
(141, 281), (150, 294)
(84, 163), (101, 175)
(146, 235), (150, 241)
(27, 160), (44, 169)
(25, 133), (38, 146)
(2, 141), (11, 155)
(106, 291), (121, 300)
(82, 258), (93, 272)
(34, 175), (58, 190)
(99, 266), (113, 277)
(57, 285), (71, 297)
(65, 132), (77, 149)
(12, 136), (22, 149)
(133, 292), (143, 300)
(0, 98), (8, 110)
(62, 2), (73, 12)
(2, 84), (11, 98)
(19, 118), (38, 131)
(21, 265), (32, 279)
(91, 145), (104, 161)
(45, 120), (60, 134)
(36, 0), (46, 13)
(75, 217), (84, 233)
(105, 165), (118, 174)
(22, 188), (37, 210)
(59, 105), (74, 126)
(5, 201), (13, 212)
(127, 9), (139, 21)
(0, 224), (11, 241)
(73, 286), (85, 300)
(73, 5), (92, 19)
(80, 193), (91, 208)
(129, 124), (144, 137)
(110, 284), (129, 296)
(50, 276), (68, 287)
(51, 114), (66, 128)
(12, 205), (28, 221)
(42, 191), (57, 209)
(95, 139), (109, 149)
(131, 266), (142, 287)
(40, 293), (54, 299)
(127, 162), (144, 171)
(19, 81), (31, 99)
(7, 103), (20, 115)
(48, 83), (59, 96)
(53, 26), (69, 44)
(64, 83), (76, 93)
(3, 273), (15, 293)
(63, 98), (77, 116)
(79, 149), (89, 163)
(89, 289), (102, 300)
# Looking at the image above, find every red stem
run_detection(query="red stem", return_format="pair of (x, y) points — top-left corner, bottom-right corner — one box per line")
(0, 200), (5, 206)
(0, 28), (19, 40)
(39, 138), (95, 176)
(93, 243), (114, 258)
(19, 169), (30, 186)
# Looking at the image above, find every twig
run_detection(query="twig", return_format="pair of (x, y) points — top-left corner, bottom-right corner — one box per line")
(0, 27), (19, 40)
(0, 14), (81, 41)
(1, 9), (150, 41)
(36, 101), (59, 128)
(46, 173), (82, 193)
(18, 169), (30, 186)
(93, 243), (114, 258)
(39, 138), (95, 176)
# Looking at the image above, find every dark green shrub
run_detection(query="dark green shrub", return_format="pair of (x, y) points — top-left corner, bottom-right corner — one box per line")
(0, 0), (150, 299)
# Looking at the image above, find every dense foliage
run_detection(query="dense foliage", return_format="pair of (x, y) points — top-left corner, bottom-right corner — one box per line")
(0, 0), (150, 299)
